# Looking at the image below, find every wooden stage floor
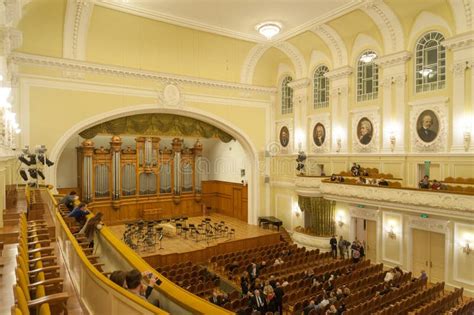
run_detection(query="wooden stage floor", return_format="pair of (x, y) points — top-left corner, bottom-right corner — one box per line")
(108, 214), (281, 267)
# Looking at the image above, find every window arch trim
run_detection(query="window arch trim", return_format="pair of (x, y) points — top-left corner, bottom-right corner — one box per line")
(313, 65), (330, 109)
(281, 75), (293, 115)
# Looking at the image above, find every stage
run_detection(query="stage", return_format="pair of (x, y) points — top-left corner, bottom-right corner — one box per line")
(108, 214), (281, 267)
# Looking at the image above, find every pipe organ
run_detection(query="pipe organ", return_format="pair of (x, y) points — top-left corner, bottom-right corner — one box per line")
(77, 136), (204, 211)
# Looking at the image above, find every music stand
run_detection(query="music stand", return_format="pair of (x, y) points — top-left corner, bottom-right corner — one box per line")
(158, 232), (164, 250)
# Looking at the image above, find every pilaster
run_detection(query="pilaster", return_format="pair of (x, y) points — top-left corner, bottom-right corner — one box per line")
(288, 78), (310, 152)
(325, 66), (352, 153)
(442, 31), (474, 152)
(375, 51), (411, 153)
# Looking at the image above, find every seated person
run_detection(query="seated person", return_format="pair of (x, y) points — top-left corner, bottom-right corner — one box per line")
(419, 175), (430, 189)
(378, 178), (389, 186)
(330, 174), (337, 181)
(67, 202), (90, 226)
(356, 177), (366, 184)
(337, 176), (345, 183)
(59, 191), (77, 210)
(351, 163), (360, 176)
(431, 180), (442, 190)
(209, 289), (224, 306)
(126, 269), (161, 306)
(273, 257), (284, 266)
(109, 270), (127, 287)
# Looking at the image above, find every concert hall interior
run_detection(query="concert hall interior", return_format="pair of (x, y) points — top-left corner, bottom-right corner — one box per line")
(0, 0), (473, 314)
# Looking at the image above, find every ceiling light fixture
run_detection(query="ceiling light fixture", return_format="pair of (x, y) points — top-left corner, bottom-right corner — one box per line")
(418, 68), (434, 77)
(256, 22), (281, 40)
(360, 52), (377, 63)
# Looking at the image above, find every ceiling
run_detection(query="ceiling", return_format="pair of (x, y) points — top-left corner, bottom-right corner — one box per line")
(96, 0), (358, 42)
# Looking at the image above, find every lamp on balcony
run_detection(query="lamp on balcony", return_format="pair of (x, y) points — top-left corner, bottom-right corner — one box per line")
(463, 241), (471, 255)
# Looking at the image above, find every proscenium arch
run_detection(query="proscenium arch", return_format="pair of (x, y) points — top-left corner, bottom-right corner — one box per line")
(48, 105), (261, 225)
(240, 41), (307, 84)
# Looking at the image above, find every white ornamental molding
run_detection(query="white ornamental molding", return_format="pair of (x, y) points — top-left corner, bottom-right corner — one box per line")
(1, 0), (25, 28)
(158, 83), (183, 108)
(63, 0), (94, 60)
(349, 207), (380, 221)
(442, 31), (474, 51)
(361, 0), (405, 53)
(9, 52), (277, 94)
(295, 176), (323, 189)
(375, 51), (411, 68)
(308, 113), (330, 153)
(292, 232), (331, 250)
(240, 43), (270, 84)
(0, 27), (22, 56)
(351, 107), (380, 153)
(324, 66), (352, 81)
(453, 60), (471, 78)
(275, 119), (293, 154)
(312, 24), (348, 68)
(409, 97), (448, 152)
(274, 41), (307, 79)
(287, 78), (310, 91)
(407, 215), (448, 234)
(320, 182), (474, 216)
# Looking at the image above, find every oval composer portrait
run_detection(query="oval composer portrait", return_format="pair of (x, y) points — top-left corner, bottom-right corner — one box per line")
(416, 110), (439, 143)
(279, 126), (289, 147)
(313, 123), (325, 147)
(357, 117), (373, 145)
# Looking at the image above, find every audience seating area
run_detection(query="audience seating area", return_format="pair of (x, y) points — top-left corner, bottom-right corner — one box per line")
(12, 212), (70, 315)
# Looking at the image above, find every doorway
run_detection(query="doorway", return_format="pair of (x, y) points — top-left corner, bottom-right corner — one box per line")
(353, 218), (377, 261)
(412, 229), (445, 283)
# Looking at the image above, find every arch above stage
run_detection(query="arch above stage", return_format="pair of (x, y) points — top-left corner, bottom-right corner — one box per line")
(48, 104), (260, 225)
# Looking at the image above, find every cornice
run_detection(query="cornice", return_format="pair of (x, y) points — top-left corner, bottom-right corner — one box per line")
(324, 66), (352, 80)
(9, 52), (277, 94)
(320, 182), (474, 217)
(287, 78), (310, 90)
(375, 50), (411, 67)
(408, 96), (449, 107)
(442, 31), (474, 51)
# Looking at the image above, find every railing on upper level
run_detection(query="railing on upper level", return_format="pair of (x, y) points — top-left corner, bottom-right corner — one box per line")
(45, 187), (233, 315)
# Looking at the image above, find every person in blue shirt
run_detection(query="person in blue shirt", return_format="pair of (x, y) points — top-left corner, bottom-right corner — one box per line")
(68, 202), (90, 226)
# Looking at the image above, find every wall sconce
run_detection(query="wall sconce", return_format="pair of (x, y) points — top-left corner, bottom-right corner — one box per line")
(387, 225), (396, 239)
(464, 130), (471, 151)
(337, 215), (344, 227)
(293, 202), (301, 218)
(336, 137), (342, 153)
(462, 241), (471, 255)
(390, 134), (396, 152)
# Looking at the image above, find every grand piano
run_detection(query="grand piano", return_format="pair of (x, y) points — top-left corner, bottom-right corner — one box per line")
(258, 216), (283, 231)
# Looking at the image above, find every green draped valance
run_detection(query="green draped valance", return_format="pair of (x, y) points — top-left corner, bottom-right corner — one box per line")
(79, 114), (234, 142)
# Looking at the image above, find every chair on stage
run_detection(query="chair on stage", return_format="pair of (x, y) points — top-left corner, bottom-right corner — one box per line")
(176, 223), (182, 235)
(182, 227), (189, 239)
(228, 228), (235, 240)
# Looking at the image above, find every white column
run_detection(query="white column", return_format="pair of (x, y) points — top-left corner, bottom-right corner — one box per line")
(442, 32), (474, 152)
(325, 66), (352, 153)
(376, 51), (411, 153)
(288, 78), (310, 153)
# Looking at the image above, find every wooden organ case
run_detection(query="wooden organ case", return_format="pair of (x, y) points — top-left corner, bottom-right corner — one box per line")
(77, 136), (204, 225)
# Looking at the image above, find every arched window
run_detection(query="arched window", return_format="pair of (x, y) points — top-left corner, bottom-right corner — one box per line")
(357, 51), (378, 102)
(415, 32), (446, 93)
(313, 65), (329, 109)
(281, 76), (293, 114)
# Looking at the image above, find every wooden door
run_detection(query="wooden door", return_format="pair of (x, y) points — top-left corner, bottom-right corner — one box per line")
(429, 232), (445, 283)
(366, 220), (377, 262)
(412, 229), (430, 278)
(232, 188), (242, 220)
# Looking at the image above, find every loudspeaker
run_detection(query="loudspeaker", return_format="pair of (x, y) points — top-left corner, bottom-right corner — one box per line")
(37, 170), (45, 180)
(45, 158), (54, 167)
(19, 169), (28, 181)
(19, 156), (31, 166)
(28, 169), (37, 179)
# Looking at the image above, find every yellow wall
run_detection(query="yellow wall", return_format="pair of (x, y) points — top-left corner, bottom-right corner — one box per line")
(17, 0), (66, 57)
(87, 6), (255, 83)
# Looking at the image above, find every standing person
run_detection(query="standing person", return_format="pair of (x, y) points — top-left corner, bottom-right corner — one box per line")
(274, 282), (284, 315)
(338, 236), (346, 259)
(330, 235), (338, 259)
(250, 289), (267, 313)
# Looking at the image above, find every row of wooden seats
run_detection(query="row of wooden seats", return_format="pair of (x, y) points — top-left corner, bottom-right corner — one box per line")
(156, 260), (194, 273)
(444, 177), (474, 184)
(220, 245), (296, 271)
(445, 298), (474, 315)
(210, 242), (290, 265)
(344, 278), (430, 315)
(12, 213), (69, 315)
(407, 288), (463, 315)
(286, 262), (379, 312)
